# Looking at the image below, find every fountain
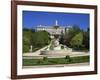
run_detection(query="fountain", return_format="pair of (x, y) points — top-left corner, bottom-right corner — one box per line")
(40, 34), (72, 55)
(40, 20), (72, 55)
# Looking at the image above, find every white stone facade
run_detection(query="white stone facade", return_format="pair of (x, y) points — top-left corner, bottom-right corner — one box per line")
(36, 25), (69, 35)
(35, 20), (71, 35)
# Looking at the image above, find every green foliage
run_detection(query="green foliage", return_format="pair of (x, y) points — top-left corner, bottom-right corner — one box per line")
(43, 57), (48, 61)
(70, 32), (83, 49)
(83, 28), (89, 50)
(65, 55), (70, 59)
(65, 55), (71, 62)
(32, 31), (50, 48)
(23, 29), (33, 52)
(23, 29), (51, 53)
(59, 31), (64, 44)
(23, 45), (30, 53)
(60, 25), (89, 51)
(61, 45), (64, 49)
(23, 30), (32, 45)
(37, 60), (41, 64)
(60, 25), (81, 46)
(23, 56), (89, 66)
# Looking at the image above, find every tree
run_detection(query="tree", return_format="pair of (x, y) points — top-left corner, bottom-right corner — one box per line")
(62, 25), (81, 46)
(23, 30), (51, 52)
(70, 32), (83, 50)
(83, 28), (89, 50)
(59, 31), (64, 44)
(23, 28), (33, 52)
(31, 31), (51, 48)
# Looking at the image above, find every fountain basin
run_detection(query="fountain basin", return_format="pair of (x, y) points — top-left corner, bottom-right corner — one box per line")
(40, 49), (72, 55)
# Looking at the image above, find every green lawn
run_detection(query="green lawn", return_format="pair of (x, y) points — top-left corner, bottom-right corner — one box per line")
(23, 56), (89, 66)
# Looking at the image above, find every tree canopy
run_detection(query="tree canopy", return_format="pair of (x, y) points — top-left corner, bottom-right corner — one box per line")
(23, 29), (51, 53)
(31, 31), (51, 47)
(59, 25), (89, 51)
(23, 29), (33, 52)
(70, 32), (83, 49)
(60, 25), (82, 46)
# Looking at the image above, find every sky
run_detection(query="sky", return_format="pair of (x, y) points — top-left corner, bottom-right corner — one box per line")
(23, 11), (90, 31)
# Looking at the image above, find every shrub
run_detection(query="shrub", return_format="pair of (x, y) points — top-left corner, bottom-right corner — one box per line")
(61, 45), (64, 49)
(70, 32), (83, 50)
(37, 60), (42, 64)
(65, 55), (70, 59)
(43, 57), (48, 61)
(65, 55), (71, 62)
(23, 45), (30, 53)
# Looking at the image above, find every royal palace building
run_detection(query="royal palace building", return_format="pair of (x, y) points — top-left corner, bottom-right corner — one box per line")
(35, 20), (71, 35)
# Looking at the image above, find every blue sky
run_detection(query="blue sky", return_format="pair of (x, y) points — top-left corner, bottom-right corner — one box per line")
(23, 11), (89, 30)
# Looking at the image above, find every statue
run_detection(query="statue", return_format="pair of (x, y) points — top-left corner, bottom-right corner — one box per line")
(29, 45), (33, 52)
(54, 39), (59, 47)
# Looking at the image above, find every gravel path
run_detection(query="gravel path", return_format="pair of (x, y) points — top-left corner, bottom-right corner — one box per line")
(23, 62), (89, 68)
(23, 51), (89, 59)
(23, 46), (48, 56)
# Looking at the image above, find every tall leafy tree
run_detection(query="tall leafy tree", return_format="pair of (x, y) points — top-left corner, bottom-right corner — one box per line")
(63, 25), (81, 46)
(59, 31), (64, 44)
(83, 28), (89, 50)
(31, 31), (51, 48)
(23, 28), (33, 52)
(70, 32), (83, 50)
